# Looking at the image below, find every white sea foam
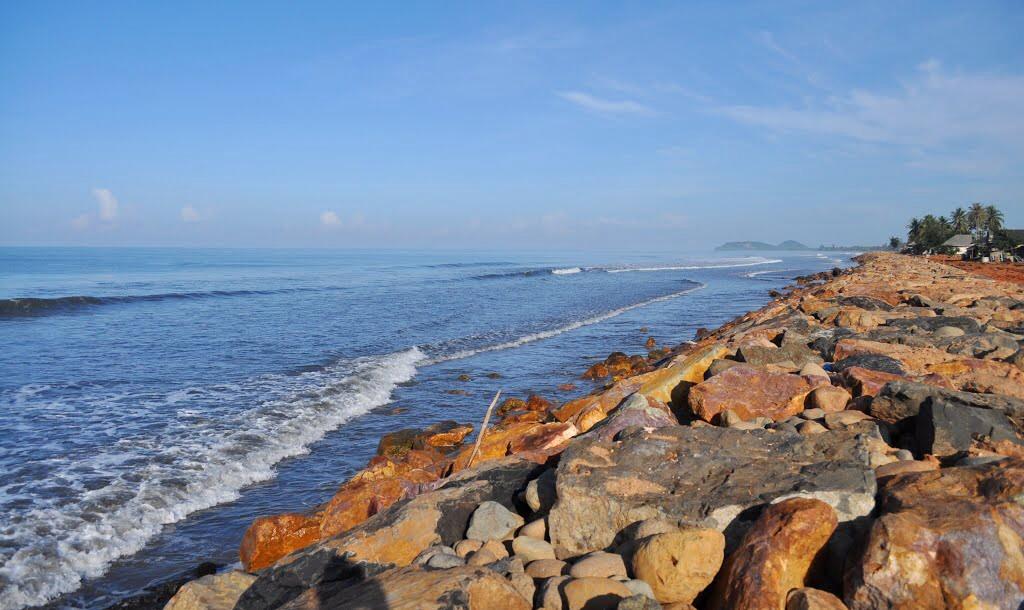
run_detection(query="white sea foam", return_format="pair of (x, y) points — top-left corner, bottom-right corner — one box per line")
(430, 283), (705, 364)
(0, 347), (424, 610)
(551, 267), (582, 275)
(743, 268), (794, 278)
(604, 259), (783, 273)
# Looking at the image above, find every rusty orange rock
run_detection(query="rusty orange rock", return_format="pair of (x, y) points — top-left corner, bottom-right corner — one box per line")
(838, 367), (904, 397)
(708, 498), (838, 610)
(239, 512), (321, 572)
(926, 358), (1024, 398)
(688, 364), (827, 423)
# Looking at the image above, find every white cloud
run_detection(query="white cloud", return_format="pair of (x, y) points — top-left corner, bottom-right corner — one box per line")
(91, 188), (119, 222)
(71, 214), (90, 230)
(716, 61), (1024, 158)
(558, 91), (655, 116)
(320, 210), (342, 227)
(181, 206), (201, 222)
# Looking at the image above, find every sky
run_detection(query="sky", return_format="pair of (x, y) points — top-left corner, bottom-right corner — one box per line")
(1, 1), (1022, 249)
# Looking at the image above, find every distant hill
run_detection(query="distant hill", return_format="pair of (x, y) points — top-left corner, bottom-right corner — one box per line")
(716, 240), (810, 251)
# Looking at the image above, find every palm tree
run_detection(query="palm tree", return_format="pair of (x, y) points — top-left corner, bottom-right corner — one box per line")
(950, 207), (968, 233)
(968, 203), (988, 239)
(907, 217), (921, 244)
(888, 236), (901, 250)
(985, 205), (1004, 242)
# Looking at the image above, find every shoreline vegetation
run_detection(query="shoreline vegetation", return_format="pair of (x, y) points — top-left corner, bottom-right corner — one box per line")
(141, 254), (1024, 609)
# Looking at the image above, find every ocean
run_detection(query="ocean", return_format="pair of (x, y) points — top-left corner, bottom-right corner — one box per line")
(0, 247), (853, 609)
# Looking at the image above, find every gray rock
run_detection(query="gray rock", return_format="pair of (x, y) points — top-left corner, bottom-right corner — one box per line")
(737, 342), (823, 369)
(706, 358), (741, 378)
(941, 333), (1020, 360)
(870, 380), (1024, 426)
(838, 296), (894, 311)
(916, 400), (1023, 457)
(618, 593), (663, 609)
(932, 325), (965, 339)
(547, 426), (876, 558)
(584, 393), (678, 443)
(886, 315), (982, 335)
(425, 552), (464, 569)
(955, 455), (1007, 467)
(466, 501), (525, 541)
(622, 579), (657, 600)
(832, 354), (905, 375)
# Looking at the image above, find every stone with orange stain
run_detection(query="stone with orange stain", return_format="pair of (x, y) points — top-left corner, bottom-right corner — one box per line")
(846, 459), (1024, 609)
(833, 339), (957, 375)
(508, 421), (578, 463)
(637, 344), (732, 405)
(688, 364), (827, 423)
(926, 358), (1024, 398)
(707, 498), (838, 610)
(838, 366), (904, 397)
(239, 512), (321, 572)
(448, 421), (542, 473)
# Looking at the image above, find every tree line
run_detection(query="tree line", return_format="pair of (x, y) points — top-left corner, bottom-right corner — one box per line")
(890, 203), (1006, 252)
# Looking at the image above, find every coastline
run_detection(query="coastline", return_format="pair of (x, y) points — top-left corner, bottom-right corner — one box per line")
(145, 253), (1024, 608)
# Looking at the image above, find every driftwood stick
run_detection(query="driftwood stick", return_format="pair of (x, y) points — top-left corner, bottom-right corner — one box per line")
(466, 390), (501, 469)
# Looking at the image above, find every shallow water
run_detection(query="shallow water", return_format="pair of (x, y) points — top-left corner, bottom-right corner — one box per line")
(0, 247), (853, 609)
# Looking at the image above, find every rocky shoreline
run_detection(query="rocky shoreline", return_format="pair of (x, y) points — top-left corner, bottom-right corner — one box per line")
(158, 253), (1024, 609)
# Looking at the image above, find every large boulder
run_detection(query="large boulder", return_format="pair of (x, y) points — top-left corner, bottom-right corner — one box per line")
(239, 458), (539, 608)
(869, 379), (1024, 426)
(547, 426), (876, 558)
(630, 528), (724, 604)
(165, 571), (257, 610)
(915, 400), (1022, 457)
(637, 344), (732, 406)
(276, 565), (531, 610)
(688, 364), (828, 422)
(708, 498), (837, 610)
(845, 460), (1024, 609)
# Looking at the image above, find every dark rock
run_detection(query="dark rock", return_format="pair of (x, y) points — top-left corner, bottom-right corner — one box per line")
(869, 380), (1024, 426)
(618, 594), (663, 609)
(885, 315), (982, 335)
(103, 563), (224, 610)
(737, 342), (823, 369)
(941, 332), (1020, 360)
(837, 296), (893, 311)
(831, 354), (905, 376)
(915, 400), (1022, 457)
(547, 426), (876, 558)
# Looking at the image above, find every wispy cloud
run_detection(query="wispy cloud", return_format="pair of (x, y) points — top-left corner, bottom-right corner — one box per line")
(180, 206), (200, 222)
(91, 188), (119, 222)
(558, 91), (655, 116)
(716, 61), (1024, 172)
(320, 210), (341, 227)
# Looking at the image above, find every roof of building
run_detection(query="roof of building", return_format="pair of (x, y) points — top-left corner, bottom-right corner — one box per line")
(942, 234), (974, 248)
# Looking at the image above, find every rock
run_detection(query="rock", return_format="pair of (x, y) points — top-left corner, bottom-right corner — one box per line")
(618, 593), (662, 610)
(797, 420), (827, 435)
(837, 366), (903, 397)
(705, 358), (741, 378)
(845, 460), (1024, 609)
(512, 536), (556, 562)
(915, 399), (1022, 457)
(688, 364), (827, 423)
(738, 342), (823, 369)
(466, 501), (526, 541)
(569, 552), (628, 579)
(637, 344), (732, 406)
(527, 559), (568, 578)
(507, 422), (578, 463)
(585, 394), (678, 443)
(800, 408), (826, 420)
(932, 325), (965, 339)
(425, 551), (464, 569)
(632, 519), (677, 540)
(799, 362), (830, 380)
(467, 548), (499, 566)
(786, 588), (848, 610)
(926, 357), (1024, 398)
(622, 579), (657, 600)
(869, 379), (1024, 426)
(520, 518), (546, 539)
(480, 539), (509, 559)
(412, 545), (457, 565)
(708, 498), (838, 610)
(455, 539), (483, 557)
(165, 571), (257, 610)
(274, 564), (532, 610)
(831, 353), (905, 376)
(540, 575), (570, 610)
(239, 513), (322, 572)
(822, 411), (872, 430)
(525, 469), (557, 514)
(631, 529), (724, 604)
(807, 386), (851, 412)
(547, 426), (875, 559)
(563, 577), (634, 610)
(458, 373), (472, 381)
(486, 556), (534, 603)
(873, 460), (937, 480)
(239, 458), (538, 607)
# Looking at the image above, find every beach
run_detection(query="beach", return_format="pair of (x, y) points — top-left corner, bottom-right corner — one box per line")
(161, 252), (1024, 609)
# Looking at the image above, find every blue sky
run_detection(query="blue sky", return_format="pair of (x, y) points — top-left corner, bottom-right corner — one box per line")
(1, 1), (1022, 248)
